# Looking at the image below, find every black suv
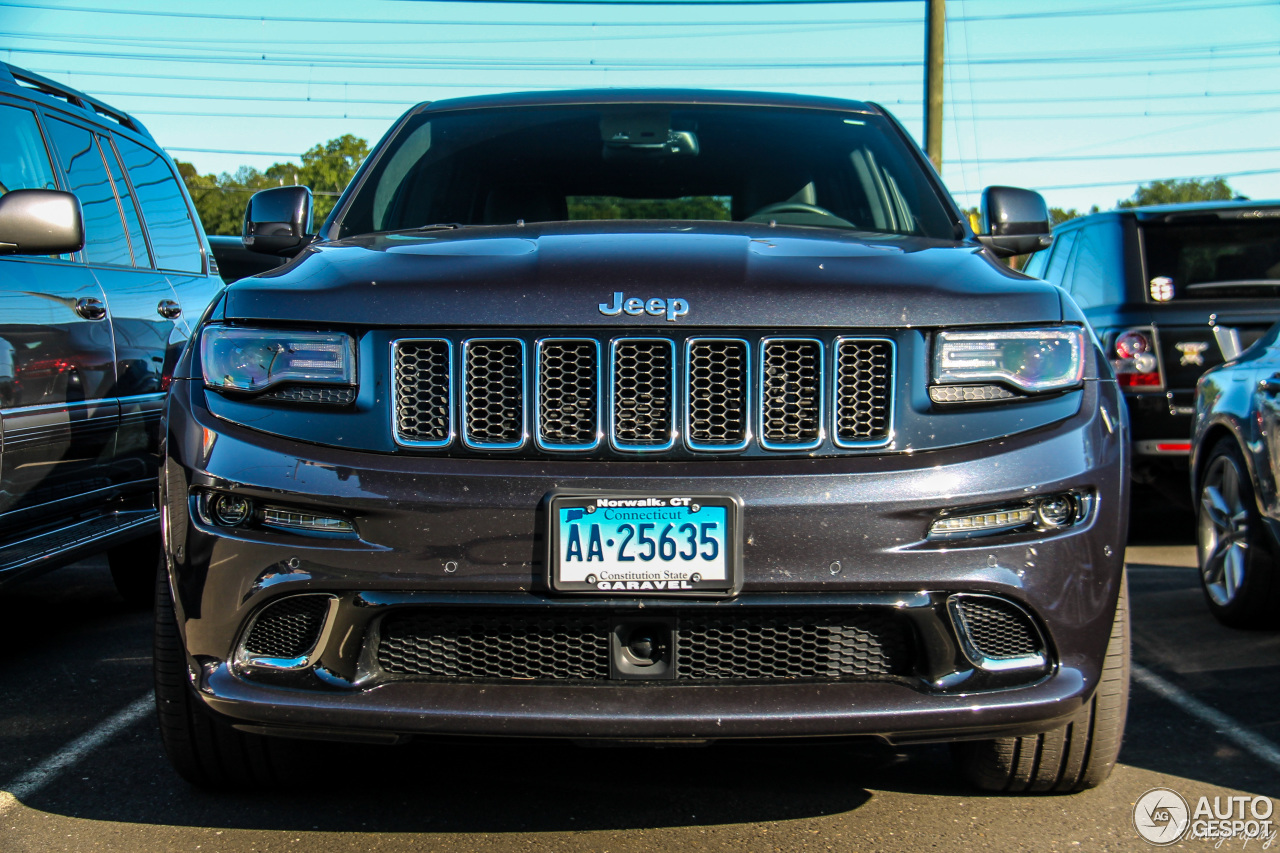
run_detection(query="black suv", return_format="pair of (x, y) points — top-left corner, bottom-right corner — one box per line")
(0, 64), (223, 602)
(1025, 201), (1280, 483)
(158, 90), (1130, 793)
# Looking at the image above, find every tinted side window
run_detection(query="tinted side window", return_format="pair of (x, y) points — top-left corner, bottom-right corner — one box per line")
(1070, 223), (1122, 309)
(101, 139), (152, 268)
(0, 105), (58, 192)
(1021, 243), (1050, 279)
(46, 118), (133, 267)
(1041, 229), (1079, 288)
(114, 137), (203, 273)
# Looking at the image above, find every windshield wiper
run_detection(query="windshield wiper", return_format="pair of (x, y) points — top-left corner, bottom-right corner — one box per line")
(1186, 279), (1280, 291)
(412, 223), (463, 232)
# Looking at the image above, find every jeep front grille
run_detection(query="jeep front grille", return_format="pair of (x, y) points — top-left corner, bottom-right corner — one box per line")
(392, 333), (894, 456)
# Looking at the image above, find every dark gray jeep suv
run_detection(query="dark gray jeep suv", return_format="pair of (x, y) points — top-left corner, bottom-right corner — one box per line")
(158, 90), (1130, 793)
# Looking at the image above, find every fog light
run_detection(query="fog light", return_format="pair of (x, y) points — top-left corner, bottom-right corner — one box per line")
(259, 506), (355, 534)
(930, 508), (1035, 538)
(1036, 495), (1075, 528)
(213, 494), (251, 527)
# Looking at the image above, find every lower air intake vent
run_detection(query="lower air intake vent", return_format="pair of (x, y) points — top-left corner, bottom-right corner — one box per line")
(378, 612), (612, 680)
(375, 609), (912, 682)
(950, 595), (1043, 662)
(242, 595), (330, 659)
(676, 610), (910, 679)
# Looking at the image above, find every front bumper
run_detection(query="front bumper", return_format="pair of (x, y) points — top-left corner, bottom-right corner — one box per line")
(164, 378), (1128, 743)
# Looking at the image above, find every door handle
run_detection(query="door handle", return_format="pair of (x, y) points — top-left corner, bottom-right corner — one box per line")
(1259, 375), (1280, 395)
(74, 296), (106, 321)
(156, 299), (182, 320)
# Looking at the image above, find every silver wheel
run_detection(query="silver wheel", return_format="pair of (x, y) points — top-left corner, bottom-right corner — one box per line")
(1198, 454), (1252, 607)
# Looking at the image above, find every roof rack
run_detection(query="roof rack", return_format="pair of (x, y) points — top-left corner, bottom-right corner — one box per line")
(0, 62), (149, 138)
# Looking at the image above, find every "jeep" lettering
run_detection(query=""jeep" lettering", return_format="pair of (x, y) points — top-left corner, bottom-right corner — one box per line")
(598, 292), (689, 322)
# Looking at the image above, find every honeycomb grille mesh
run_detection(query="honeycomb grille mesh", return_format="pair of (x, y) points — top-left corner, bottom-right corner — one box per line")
(394, 340), (451, 443)
(378, 611), (611, 680)
(261, 385), (357, 405)
(464, 340), (524, 446)
(539, 341), (598, 446)
(242, 596), (329, 659)
(375, 609), (911, 682)
(835, 340), (892, 443)
(953, 597), (1041, 660)
(612, 340), (673, 446)
(687, 340), (748, 446)
(676, 610), (910, 679)
(761, 340), (822, 445)
(391, 334), (896, 454)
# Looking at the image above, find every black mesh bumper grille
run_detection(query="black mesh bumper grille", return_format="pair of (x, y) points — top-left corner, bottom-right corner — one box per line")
(952, 597), (1042, 660)
(242, 595), (330, 659)
(375, 608), (912, 682)
(378, 611), (611, 680)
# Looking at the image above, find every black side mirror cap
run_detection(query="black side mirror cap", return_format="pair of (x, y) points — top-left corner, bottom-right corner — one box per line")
(0, 189), (84, 256)
(976, 185), (1053, 259)
(243, 185), (313, 256)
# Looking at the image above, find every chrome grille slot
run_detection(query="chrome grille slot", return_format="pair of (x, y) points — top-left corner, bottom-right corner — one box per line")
(834, 338), (893, 446)
(686, 338), (749, 450)
(760, 338), (823, 449)
(393, 339), (452, 447)
(610, 338), (675, 451)
(537, 339), (600, 450)
(463, 339), (526, 449)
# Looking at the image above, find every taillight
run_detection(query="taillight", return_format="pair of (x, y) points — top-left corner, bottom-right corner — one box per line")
(1110, 328), (1162, 388)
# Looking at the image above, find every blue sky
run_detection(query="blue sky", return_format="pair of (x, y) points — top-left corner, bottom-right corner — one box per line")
(1, 0), (1277, 213)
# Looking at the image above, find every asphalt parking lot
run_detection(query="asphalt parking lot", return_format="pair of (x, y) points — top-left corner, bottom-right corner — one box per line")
(2, 507), (1278, 852)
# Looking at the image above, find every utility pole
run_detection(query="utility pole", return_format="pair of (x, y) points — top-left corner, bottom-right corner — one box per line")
(924, 0), (945, 172)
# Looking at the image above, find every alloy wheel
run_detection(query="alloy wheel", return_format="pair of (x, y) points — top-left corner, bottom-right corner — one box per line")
(1198, 454), (1253, 607)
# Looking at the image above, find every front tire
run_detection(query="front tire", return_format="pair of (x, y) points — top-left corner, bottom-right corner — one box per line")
(952, 572), (1130, 793)
(154, 562), (282, 788)
(1196, 438), (1280, 628)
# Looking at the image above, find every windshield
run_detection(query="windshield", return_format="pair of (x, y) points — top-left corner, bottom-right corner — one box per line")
(336, 104), (957, 239)
(1143, 217), (1280, 301)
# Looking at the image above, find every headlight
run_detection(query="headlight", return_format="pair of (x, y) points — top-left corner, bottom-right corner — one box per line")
(933, 327), (1085, 394)
(201, 327), (356, 392)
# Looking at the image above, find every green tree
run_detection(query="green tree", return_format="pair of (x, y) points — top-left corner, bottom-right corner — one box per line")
(1118, 177), (1236, 208)
(1049, 205), (1099, 226)
(298, 134), (370, 221)
(176, 135), (370, 235)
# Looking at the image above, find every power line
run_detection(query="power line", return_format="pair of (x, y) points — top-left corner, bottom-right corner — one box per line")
(952, 146), (1280, 165)
(2, 0), (1271, 27)
(6, 41), (1278, 71)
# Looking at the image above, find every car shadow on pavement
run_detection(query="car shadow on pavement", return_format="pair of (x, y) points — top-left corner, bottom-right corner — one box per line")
(15, 734), (990, 832)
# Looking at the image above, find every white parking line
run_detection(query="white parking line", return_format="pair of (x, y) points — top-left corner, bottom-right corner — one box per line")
(0, 692), (153, 816)
(1132, 663), (1280, 774)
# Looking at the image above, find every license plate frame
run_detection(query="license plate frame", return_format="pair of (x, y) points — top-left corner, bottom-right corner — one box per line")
(547, 492), (743, 597)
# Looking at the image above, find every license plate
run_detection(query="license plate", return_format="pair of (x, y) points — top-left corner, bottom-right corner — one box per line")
(548, 493), (741, 596)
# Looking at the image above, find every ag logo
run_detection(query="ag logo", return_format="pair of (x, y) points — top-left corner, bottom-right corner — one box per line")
(1175, 341), (1209, 366)
(1133, 787), (1190, 845)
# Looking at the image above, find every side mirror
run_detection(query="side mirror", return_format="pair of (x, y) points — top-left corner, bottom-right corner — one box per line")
(0, 189), (84, 256)
(243, 185), (313, 256)
(977, 186), (1053, 259)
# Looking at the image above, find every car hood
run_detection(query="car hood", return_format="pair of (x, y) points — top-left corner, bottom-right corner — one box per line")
(223, 222), (1062, 328)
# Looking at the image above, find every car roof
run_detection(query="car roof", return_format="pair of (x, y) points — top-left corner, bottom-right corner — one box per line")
(412, 88), (880, 116)
(0, 62), (154, 142)
(1054, 198), (1280, 231)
